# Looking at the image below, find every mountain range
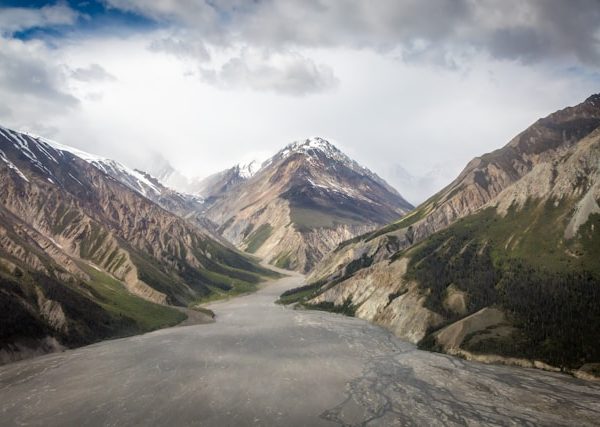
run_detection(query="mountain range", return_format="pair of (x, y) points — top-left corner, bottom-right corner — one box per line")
(0, 127), (276, 363)
(0, 128), (410, 363)
(1, 95), (599, 376)
(192, 160), (260, 204)
(145, 137), (412, 273)
(283, 93), (600, 373)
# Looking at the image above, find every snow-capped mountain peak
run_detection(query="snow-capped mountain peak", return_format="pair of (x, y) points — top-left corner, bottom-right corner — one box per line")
(236, 160), (260, 179)
(33, 133), (162, 198)
(0, 124), (205, 217)
(272, 136), (399, 194)
(279, 137), (342, 159)
(202, 135), (413, 273)
(0, 125), (167, 199)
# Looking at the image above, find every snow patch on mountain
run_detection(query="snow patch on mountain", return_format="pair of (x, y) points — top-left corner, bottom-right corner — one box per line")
(0, 125), (167, 199)
(237, 160), (260, 179)
(278, 137), (344, 161)
(0, 127), (54, 176)
(275, 137), (400, 195)
(0, 149), (29, 182)
(28, 130), (161, 197)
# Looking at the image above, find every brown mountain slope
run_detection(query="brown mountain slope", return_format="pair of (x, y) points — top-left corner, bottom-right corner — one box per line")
(203, 137), (413, 273)
(310, 94), (600, 282)
(0, 126), (275, 363)
(285, 94), (600, 373)
(191, 161), (259, 204)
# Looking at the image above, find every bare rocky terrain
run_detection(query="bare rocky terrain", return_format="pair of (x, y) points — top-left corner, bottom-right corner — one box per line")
(1, 96), (600, 426)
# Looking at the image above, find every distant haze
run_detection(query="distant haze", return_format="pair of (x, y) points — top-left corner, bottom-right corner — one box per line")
(1, 1), (599, 203)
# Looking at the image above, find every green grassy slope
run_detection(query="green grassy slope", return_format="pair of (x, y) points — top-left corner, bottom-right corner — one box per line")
(78, 263), (186, 332)
(123, 232), (280, 306)
(0, 247), (187, 355)
(403, 199), (600, 369)
(282, 195), (600, 369)
(244, 224), (273, 253)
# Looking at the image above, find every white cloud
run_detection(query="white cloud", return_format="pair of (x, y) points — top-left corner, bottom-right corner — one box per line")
(0, 37), (78, 132)
(198, 48), (338, 95)
(0, 3), (79, 35)
(105, 0), (222, 28)
(1, 1), (600, 203)
(71, 64), (117, 82)
(6, 33), (590, 205)
(149, 36), (211, 61)
(105, 0), (600, 66)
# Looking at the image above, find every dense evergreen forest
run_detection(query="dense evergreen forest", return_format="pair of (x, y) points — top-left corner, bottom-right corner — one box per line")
(406, 203), (600, 369)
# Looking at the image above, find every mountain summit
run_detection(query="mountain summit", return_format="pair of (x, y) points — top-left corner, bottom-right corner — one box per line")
(276, 137), (351, 162)
(202, 137), (413, 272)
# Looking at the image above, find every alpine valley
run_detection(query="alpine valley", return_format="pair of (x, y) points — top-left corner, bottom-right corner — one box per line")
(283, 94), (600, 378)
(1, 95), (600, 381)
(0, 128), (412, 363)
(4, 1), (600, 424)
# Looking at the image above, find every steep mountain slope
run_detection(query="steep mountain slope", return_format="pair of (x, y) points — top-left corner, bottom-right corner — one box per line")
(310, 94), (600, 281)
(289, 95), (600, 372)
(45, 139), (205, 218)
(0, 125), (275, 363)
(203, 137), (413, 272)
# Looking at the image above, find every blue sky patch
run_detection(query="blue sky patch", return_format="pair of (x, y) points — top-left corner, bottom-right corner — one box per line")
(2, 0), (157, 40)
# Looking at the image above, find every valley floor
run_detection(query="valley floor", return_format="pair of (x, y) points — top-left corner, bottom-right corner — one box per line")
(0, 272), (599, 426)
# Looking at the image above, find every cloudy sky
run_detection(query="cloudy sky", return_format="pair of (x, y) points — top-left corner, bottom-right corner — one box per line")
(1, 1), (600, 203)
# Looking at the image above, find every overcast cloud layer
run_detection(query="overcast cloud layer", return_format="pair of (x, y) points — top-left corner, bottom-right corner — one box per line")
(0, 0), (599, 203)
